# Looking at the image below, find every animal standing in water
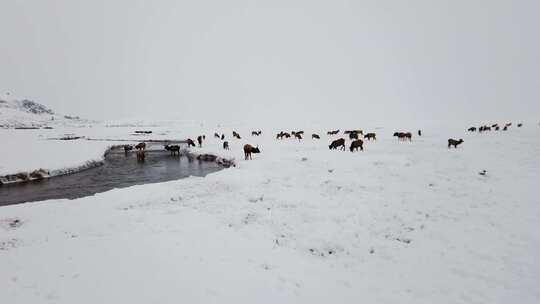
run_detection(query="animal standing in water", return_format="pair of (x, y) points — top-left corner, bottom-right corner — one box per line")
(164, 144), (180, 156)
(135, 142), (146, 150)
(136, 150), (145, 162)
(186, 139), (196, 147)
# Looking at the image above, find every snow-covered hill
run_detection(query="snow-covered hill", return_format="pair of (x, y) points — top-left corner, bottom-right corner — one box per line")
(0, 95), (90, 129)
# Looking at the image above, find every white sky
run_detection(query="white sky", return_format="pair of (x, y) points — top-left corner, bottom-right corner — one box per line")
(1, 0), (539, 124)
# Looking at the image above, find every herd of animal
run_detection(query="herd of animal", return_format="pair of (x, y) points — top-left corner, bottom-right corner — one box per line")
(122, 122), (524, 162)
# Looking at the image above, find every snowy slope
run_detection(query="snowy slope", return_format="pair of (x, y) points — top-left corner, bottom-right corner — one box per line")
(1, 121), (539, 303)
(0, 95), (90, 129)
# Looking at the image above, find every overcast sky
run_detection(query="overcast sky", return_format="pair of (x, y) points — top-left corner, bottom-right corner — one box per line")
(1, 0), (538, 124)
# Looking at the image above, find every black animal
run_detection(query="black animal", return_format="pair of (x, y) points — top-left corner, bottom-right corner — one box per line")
(124, 145), (133, 154)
(312, 134), (320, 139)
(418, 130), (422, 136)
(468, 127), (477, 132)
(294, 133), (303, 141)
(223, 141), (229, 150)
(517, 123), (523, 127)
(243, 144), (260, 160)
(233, 131), (241, 139)
(186, 139), (196, 147)
(252, 131), (261, 136)
(349, 132), (359, 140)
(350, 139), (364, 152)
(327, 129), (340, 135)
(393, 132), (412, 141)
(214, 133), (221, 138)
(221, 134), (225, 140)
(448, 138), (464, 148)
(197, 136), (203, 148)
(164, 144), (180, 156)
(329, 138), (346, 150)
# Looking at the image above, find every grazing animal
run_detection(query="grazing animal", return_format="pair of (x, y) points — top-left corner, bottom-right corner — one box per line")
(517, 123), (523, 127)
(503, 126), (508, 131)
(136, 150), (145, 162)
(164, 144), (180, 156)
(294, 133), (303, 141)
(312, 134), (320, 139)
(344, 130), (363, 135)
(349, 139), (364, 152)
(349, 132), (359, 140)
(276, 132), (283, 140)
(221, 134), (225, 140)
(214, 133), (221, 138)
(223, 141), (229, 150)
(186, 138), (196, 147)
(283, 132), (291, 138)
(505, 123), (512, 127)
(243, 144), (261, 160)
(197, 136), (203, 147)
(252, 131), (260, 136)
(468, 127), (477, 132)
(233, 131), (241, 139)
(124, 145), (133, 154)
(364, 133), (376, 140)
(329, 138), (346, 150)
(296, 131), (304, 135)
(394, 132), (412, 141)
(135, 142), (146, 150)
(448, 138), (464, 148)
(418, 130), (422, 136)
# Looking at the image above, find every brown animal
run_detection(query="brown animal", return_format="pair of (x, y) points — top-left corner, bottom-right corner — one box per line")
(136, 150), (145, 161)
(197, 136), (203, 147)
(186, 139), (196, 147)
(135, 142), (146, 150)
(349, 139), (364, 152)
(349, 132), (359, 140)
(364, 133), (376, 140)
(448, 138), (464, 148)
(243, 144), (261, 160)
(329, 138), (346, 150)
(164, 144), (180, 156)
(312, 134), (320, 139)
(393, 132), (412, 141)
(223, 141), (229, 150)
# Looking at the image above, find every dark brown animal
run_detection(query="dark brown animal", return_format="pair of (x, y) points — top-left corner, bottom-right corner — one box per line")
(197, 136), (203, 147)
(312, 134), (320, 139)
(349, 139), (364, 152)
(243, 144), (261, 160)
(223, 141), (229, 150)
(124, 145), (133, 154)
(349, 132), (359, 140)
(135, 142), (146, 150)
(327, 129), (340, 135)
(448, 138), (464, 148)
(394, 132), (412, 141)
(186, 139), (196, 147)
(364, 133), (376, 140)
(329, 138), (346, 150)
(136, 150), (145, 161)
(164, 144), (180, 155)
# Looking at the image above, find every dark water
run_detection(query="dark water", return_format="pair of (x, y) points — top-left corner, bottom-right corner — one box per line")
(0, 148), (223, 206)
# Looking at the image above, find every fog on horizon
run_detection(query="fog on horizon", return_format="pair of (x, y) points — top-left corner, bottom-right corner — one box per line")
(1, 0), (539, 125)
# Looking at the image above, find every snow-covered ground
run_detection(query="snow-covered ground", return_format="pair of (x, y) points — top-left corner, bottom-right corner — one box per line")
(1, 120), (540, 303)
